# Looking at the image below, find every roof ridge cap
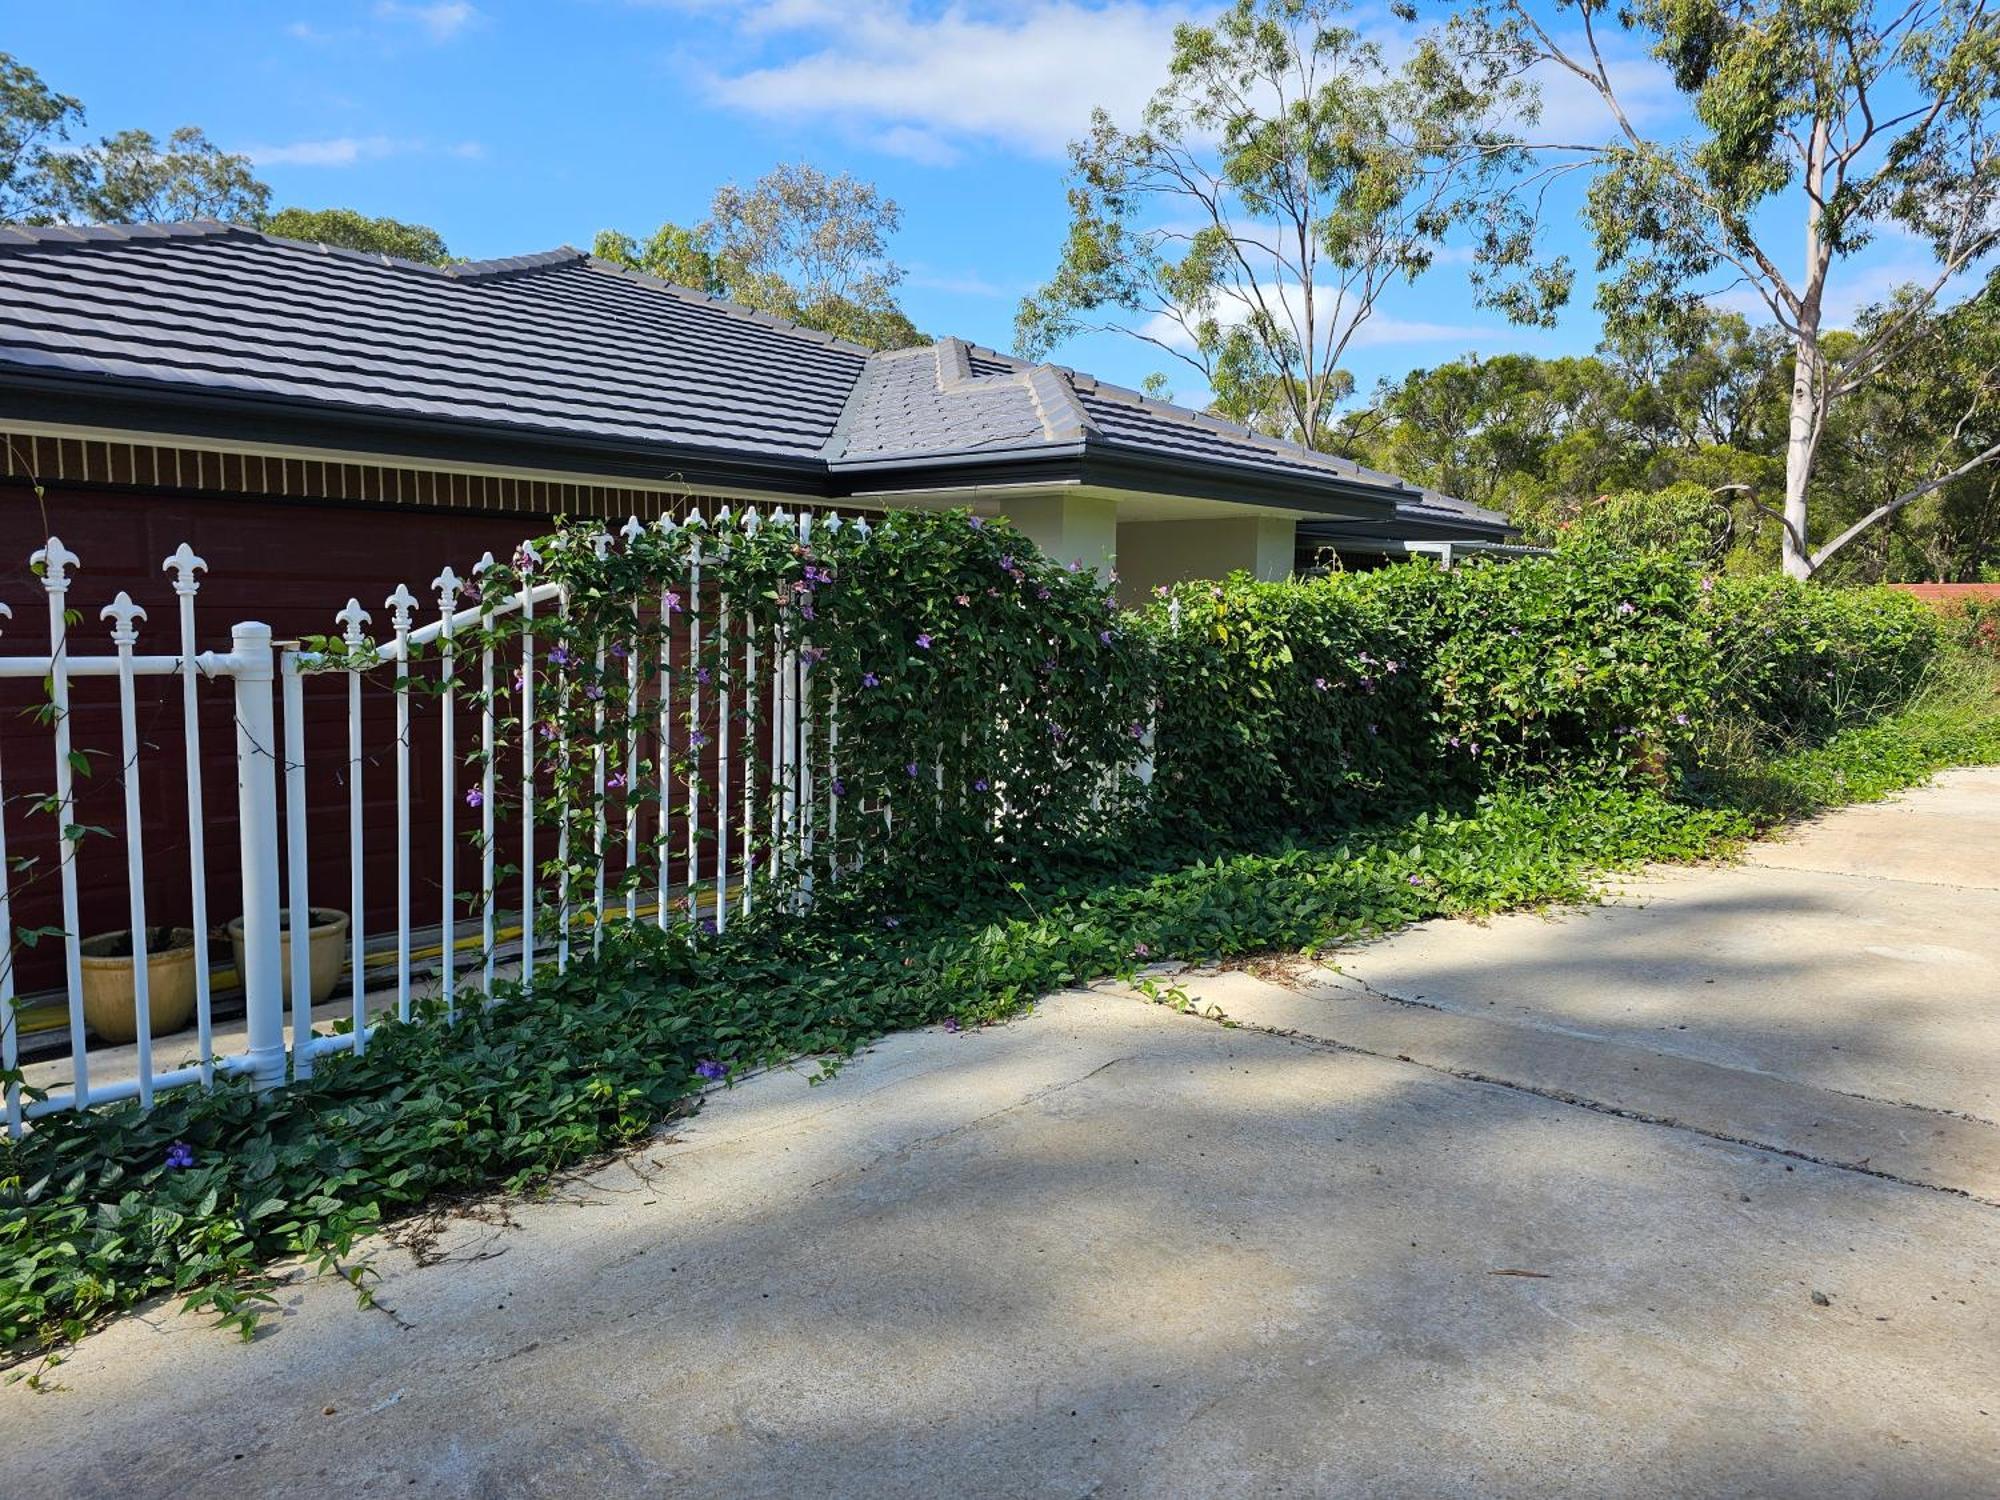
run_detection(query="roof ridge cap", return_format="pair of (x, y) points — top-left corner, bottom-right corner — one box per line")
(1023, 365), (1097, 443)
(1073, 371), (1411, 488)
(934, 336), (976, 387)
(581, 257), (877, 356)
(819, 349), (894, 463)
(0, 218), (257, 255)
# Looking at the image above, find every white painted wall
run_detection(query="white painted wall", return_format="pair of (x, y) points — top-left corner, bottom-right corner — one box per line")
(1113, 517), (1297, 605)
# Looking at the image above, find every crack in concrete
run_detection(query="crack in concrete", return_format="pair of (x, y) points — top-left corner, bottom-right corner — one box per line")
(802, 1054), (1136, 1192)
(1121, 990), (2000, 1212)
(1319, 968), (2000, 1130)
(1740, 858), (2000, 897)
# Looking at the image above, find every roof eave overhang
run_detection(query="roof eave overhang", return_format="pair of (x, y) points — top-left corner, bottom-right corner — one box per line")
(0, 369), (835, 499)
(832, 440), (1403, 522)
(1301, 512), (1517, 544)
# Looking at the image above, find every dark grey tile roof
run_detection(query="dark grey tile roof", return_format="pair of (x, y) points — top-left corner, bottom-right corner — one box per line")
(0, 221), (1465, 520)
(825, 340), (1062, 462)
(0, 221), (866, 461)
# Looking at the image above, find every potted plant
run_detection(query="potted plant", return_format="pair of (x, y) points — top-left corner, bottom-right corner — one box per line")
(224, 907), (350, 1005)
(79, 926), (200, 1042)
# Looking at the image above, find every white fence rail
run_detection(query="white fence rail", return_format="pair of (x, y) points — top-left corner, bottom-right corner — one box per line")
(3, 508), (1145, 1135)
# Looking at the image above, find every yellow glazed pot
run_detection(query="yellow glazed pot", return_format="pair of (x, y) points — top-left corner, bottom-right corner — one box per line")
(78, 928), (200, 1043)
(225, 908), (349, 1005)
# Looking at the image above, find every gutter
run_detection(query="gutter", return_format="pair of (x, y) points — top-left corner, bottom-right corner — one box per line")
(0, 368), (835, 499)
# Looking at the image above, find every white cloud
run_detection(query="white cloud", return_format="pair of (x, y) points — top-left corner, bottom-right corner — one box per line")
(687, 1), (1198, 162)
(246, 135), (488, 168)
(908, 264), (1014, 298)
(248, 136), (400, 167)
(1139, 279), (1531, 358)
(872, 124), (962, 167)
(1520, 42), (1682, 144)
(374, 1), (481, 43)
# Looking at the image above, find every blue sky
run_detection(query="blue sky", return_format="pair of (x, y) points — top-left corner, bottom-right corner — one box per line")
(5, 1), (1954, 404)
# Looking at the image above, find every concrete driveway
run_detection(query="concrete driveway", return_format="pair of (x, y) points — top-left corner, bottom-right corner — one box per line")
(3, 771), (1997, 1498)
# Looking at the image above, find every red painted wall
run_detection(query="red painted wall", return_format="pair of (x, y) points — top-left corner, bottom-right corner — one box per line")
(0, 479), (770, 1001)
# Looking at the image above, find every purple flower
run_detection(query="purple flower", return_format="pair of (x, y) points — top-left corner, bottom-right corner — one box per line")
(690, 730), (709, 749)
(695, 1059), (727, 1081)
(1314, 677), (1328, 692)
(1132, 941), (1150, 958)
(547, 645), (573, 669)
(974, 777), (989, 792)
(1049, 722), (1070, 742)
(956, 594), (971, 607)
(999, 553), (1015, 570)
(862, 671), (880, 688)
(1129, 722), (1146, 740)
(942, 1015), (962, 1032)
(1099, 629), (1113, 644)
(1406, 874), (1424, 887)
(512, 669), (525, 692)
(884, 915), (900, 929)
(1037, 587), (1052, 601)
(663, 591), (683, 615)
(696, 667), (711, 686)
(607, 771), (626, 791)
(915, 633), (933, 650)
(698, 917), (717, 936)
(1616, 601), (1636, 615)
(610, 642), (628, 659)
(905, 761), (921, 778)
(1067, 559), (1082, 572)
(1385, 660), (1400, 674)
(1674, 712), (1690, 726)
(832, 777), (846, 796)
(538, 720), (557, 740)
(968, 516), (986, 529)
(163, 1141), (195, 1171)
(1447, 736), (1460, 748)
(464, 787), (484, 809)
(584, 682), (605, 701)
(1700, 576), (1716, 594)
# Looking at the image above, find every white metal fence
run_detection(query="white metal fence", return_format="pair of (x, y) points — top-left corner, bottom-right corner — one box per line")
(3, 508), (1147, 1135)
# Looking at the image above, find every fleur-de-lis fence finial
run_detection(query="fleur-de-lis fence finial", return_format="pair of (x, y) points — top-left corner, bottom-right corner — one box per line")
(335, 597), (372, 649)
(100, 591), (147, 647)
(433, 565), (465, 614)
(385, 583), (420, 634)
(161, 542), (208, 595)
(31, 536), (79, 593)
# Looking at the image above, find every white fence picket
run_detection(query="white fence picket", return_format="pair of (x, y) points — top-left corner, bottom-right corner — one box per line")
(0, 511), (1153, 1130)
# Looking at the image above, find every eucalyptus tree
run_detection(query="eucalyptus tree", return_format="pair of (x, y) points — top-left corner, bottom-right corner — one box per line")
(261, 207), (452, 264)
(0, 51), (81, 222)
(1453, 0), (2000, 578)
(45, 126), (268, 225)
(595, 163), (922, 350)
(1014, 0), (1541, 448)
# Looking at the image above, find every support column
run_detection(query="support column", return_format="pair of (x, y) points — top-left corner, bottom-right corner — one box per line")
(998, 493), (1119, 580)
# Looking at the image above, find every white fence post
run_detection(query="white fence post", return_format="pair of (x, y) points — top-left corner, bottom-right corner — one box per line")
(230, 621), (287, 1091)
